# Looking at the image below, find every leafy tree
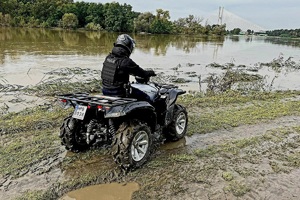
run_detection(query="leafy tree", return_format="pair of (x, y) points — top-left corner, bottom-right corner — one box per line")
(2, 0), (13, 16)
(229, 28), (241, 35)
(27, 16), (39, 28)
(0, 0), (231, 36)
(31, 0), (56, 22)
(210, 24), (226, 35)
(86, 3), (105, 27)
(173, 17), (186, 33)
(62, 13), (78, 29)
(134, 12), (155, 33)
(266, 29), (300, 38)
(85, 22), (103, 31)
(104, 2), (135, 32)
(150, 9), (173, 34)
(0, 13), (10, 27)
(73, 1), (89, 27)
(173, 15), (203, 34)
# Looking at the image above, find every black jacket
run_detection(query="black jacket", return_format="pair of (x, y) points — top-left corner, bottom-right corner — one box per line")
(101, 46), (150, 95)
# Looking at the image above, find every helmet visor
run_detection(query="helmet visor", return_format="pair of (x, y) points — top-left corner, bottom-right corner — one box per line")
(128, 35), (136, 48)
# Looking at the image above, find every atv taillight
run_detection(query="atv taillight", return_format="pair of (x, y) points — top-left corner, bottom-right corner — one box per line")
(57, 98), (70, 109)
(87, 105), (91, 109)
(97, 105), (103, 109)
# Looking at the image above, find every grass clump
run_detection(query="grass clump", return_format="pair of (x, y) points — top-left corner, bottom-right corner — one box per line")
(224, 180), (250, 197)
(222, 171), (234, 181)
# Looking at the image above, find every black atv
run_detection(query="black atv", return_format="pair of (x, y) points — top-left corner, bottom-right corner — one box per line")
(58, 76), (188, 170)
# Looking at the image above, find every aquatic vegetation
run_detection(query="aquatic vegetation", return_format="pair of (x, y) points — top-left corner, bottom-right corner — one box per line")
(260, 53), (300, 72)
(204, 70), (264, 94)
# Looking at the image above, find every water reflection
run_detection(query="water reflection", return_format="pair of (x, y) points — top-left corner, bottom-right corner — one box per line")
(0, 27), (226, 64)
(265, 37), (300, 48)
(229, 36), (240, 42)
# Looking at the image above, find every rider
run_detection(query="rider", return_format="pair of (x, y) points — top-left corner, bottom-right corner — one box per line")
(101, 34), (156, 97)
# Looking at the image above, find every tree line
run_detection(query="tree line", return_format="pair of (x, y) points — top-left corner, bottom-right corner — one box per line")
(0, 0), (226, 35)
(266, 29), (300, 38)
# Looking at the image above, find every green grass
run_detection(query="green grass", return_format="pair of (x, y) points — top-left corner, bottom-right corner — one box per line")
(179, 90), (300, 108)
(186, 95), (300, 135)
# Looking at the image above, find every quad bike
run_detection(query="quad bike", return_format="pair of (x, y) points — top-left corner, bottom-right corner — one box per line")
(58, 76), (188, 170)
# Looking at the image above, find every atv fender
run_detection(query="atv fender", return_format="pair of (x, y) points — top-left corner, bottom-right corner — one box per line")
(105, 101), (155, 118)
(166, 88), (185, 109)
(164, 89), (186, 126)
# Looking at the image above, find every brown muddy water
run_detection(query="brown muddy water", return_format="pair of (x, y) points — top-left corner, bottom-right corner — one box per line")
(1, 28), (300, 90)
(60, 182), (139, 200)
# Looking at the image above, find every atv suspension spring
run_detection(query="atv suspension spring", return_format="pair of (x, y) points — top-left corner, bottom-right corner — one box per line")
(108, 119), (116, 138)
(86, 119), (96, 144)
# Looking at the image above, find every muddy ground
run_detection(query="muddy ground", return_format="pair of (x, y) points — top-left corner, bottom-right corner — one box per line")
(1, 66), (300, 200)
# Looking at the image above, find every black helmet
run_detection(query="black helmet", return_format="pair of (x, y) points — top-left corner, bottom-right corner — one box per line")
(114, 34), (136, 54)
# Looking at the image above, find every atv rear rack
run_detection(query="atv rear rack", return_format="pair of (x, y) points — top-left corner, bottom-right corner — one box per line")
(57, 93), (137, 107)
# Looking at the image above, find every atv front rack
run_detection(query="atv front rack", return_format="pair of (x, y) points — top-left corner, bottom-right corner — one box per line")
(57, 93), (137, 107)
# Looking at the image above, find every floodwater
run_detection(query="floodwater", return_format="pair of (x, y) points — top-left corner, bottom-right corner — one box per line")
(1, 27), (300, 92)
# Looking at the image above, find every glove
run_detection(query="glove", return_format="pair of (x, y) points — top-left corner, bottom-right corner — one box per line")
(146, 69), (156, 77)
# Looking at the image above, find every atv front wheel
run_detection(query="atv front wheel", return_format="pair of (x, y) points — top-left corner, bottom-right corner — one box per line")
(112, 119), (152, 170)
(59, 116), (89, 152)
(166, 104), (188, 141)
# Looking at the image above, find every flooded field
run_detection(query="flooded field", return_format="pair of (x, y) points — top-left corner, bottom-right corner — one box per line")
(1, 27), (300, 90)
(1, 28), (300, 200)
(1, 27), (300, 113)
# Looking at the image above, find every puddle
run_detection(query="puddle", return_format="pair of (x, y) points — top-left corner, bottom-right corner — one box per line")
(160, 137), (187, 151)
(60, 182), (139, 200)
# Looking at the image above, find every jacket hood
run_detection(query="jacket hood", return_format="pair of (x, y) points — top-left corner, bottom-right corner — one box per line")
(112, 46), (130, 57)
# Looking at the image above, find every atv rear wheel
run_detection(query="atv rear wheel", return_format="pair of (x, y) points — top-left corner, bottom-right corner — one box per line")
(166, 104), (188, 141)
(112, 119), (152, 170)
(59, 116), (89, 152)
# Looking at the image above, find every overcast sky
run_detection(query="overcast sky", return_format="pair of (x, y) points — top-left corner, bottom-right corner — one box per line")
(77, 0), (300, 30)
